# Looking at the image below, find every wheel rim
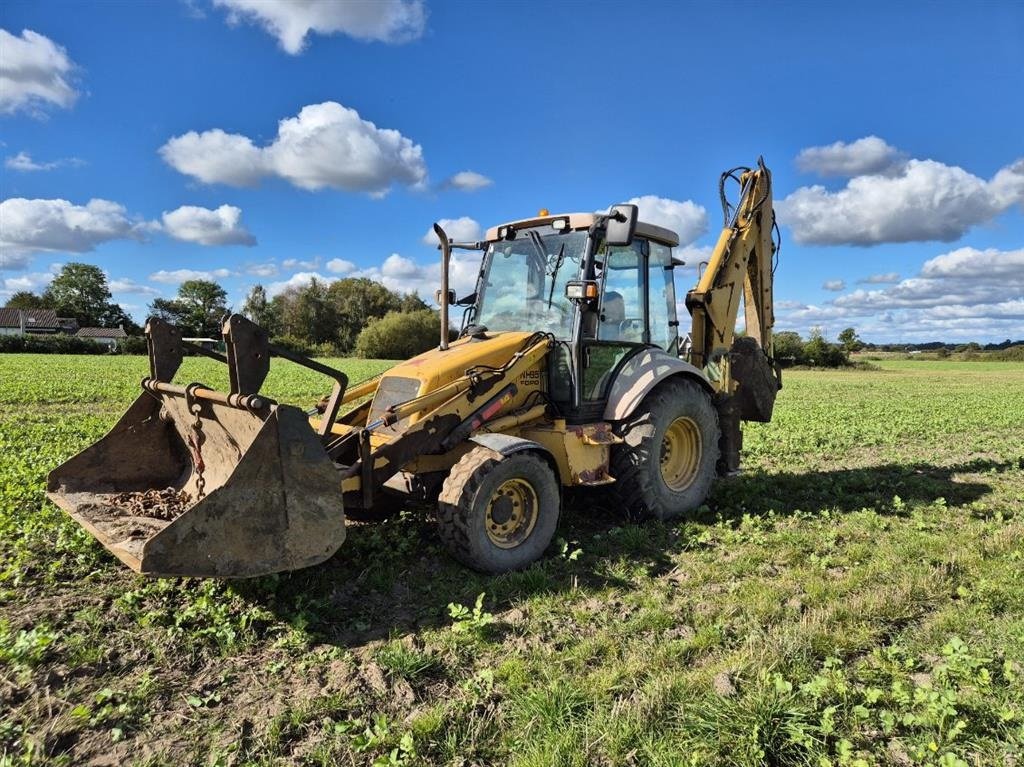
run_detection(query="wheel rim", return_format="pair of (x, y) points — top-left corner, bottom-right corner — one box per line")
(660, 416), (702, 492)
(485, 478), (539, 549)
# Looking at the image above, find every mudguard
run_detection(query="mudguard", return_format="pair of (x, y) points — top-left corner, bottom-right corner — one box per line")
(603, 348), (713, 422)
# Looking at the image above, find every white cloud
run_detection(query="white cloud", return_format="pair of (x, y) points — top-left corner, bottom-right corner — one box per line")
(160, 204), (256, 246)
(5, 151), (82, 172)
(672, 244), (712, 276)
(442, 171), (493, 192)
(109, 278), (160, 295)
(0, 29), (78, 115)
(158, 129), (265, 187)
(778, 155), (1024, 246)
(624, 196), (707, 246)
(857, 272), (900, 284)
(0, 269), (56, 299)
(422, 216), (482, 245)
(213, 0), (426, 54)
(822, 280), (846, 292)
(160, 101), (428, 195)
(353, 250), (482, 301)
(833, 247), (1024, 310)
(774, 246), (1024, 342)
(266, 270), (331, 296)
(245, 262), (278, 277)
(0, 198), (145, 258)
(326, 258), (356, 274)
(283, 257), (320, 270)
(796, 136), (904, 177)
(150, 268), (233, 285)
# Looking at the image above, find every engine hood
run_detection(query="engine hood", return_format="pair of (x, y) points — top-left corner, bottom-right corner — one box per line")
(381, 331), (537, 396)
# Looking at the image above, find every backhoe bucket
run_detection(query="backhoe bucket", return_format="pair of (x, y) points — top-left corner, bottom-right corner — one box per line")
(45, 315), (348, 578)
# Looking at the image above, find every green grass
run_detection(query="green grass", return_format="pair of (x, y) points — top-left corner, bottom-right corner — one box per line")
(0, 354), (1022, 766)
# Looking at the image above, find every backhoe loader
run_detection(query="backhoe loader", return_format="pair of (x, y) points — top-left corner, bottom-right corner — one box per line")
(47, 158), (782, 577)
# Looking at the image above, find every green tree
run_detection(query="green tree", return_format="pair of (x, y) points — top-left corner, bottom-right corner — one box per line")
(355, 309), (441, 359)
(803, 328), (848, 368)
(241, 284), (279, 334)
(772, 331), (806, 365)
(150, 279), (228, 337)
(271, 278), (338, 345)
(43, 262), (131, 328)
(327, 278), (408, 351)
(4, 291), (49, 309)
(837, 326), (863, 352)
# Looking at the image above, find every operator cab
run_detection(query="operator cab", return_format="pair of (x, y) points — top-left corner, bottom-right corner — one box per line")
(463, 210), (682, 420)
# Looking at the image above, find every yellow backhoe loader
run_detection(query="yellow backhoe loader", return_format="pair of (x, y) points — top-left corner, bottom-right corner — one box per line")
(47, 158), (782, 577)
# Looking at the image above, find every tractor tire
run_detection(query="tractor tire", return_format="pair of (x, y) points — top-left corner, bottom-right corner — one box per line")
(611, 377), (719, 521)
(437, 446), (560, 573)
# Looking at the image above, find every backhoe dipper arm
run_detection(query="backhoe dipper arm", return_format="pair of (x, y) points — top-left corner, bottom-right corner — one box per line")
(684, 157), (777, 387)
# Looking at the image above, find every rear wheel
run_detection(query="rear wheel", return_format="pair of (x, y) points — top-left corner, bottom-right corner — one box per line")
(437, 447), (560, 573)
(611, 378), (719, 520)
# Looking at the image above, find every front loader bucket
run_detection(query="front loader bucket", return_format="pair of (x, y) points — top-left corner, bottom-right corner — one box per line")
(45, 315), (348, 578)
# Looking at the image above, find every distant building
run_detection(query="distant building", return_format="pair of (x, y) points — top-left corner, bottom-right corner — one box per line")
(0, 308), (61, 336)
(76, 326), (128, 349)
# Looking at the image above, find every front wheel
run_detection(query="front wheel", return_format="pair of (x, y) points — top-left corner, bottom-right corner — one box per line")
(611, 378), (719, 520)
(437, 447), (560, 573)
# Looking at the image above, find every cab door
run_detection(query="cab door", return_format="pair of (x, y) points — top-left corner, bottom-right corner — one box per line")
(573, 238), (649, 420)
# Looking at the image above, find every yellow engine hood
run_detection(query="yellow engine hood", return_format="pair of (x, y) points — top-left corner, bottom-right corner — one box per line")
(384, 331), (536, 395)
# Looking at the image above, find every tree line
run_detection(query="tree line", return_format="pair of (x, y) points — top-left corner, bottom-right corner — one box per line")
(5, 263), (138, 331)
(5, 262), (441, 358)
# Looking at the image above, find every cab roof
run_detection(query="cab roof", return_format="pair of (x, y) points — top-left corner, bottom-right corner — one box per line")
(484, 213), (680, 247)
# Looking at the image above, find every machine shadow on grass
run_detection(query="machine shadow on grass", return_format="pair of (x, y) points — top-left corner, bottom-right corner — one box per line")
(228, 457), (1009, 649)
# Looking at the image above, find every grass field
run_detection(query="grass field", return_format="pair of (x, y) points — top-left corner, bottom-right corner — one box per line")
(1, 354), (1022, 766)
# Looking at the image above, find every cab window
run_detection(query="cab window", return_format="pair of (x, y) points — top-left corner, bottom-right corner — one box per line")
(648, 241), (677, 351)
(598, 241), (644, 343)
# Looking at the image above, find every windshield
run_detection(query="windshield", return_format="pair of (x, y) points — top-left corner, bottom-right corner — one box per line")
(475, 226), (587, 338)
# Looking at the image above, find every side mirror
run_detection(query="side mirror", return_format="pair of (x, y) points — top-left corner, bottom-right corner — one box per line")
(605, 204), (638, 247)
(435, 289), (456, 305)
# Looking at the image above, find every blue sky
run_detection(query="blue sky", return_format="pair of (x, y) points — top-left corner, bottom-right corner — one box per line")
(1, 0), (1022, 342)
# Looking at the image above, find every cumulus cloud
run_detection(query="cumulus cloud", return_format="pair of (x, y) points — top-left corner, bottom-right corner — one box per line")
(441, 171), (493, 192)
(830, 248), (1024, 311)
(150, 268), (233, 285)
(160, 101), (428, 196)
(422, 217), (482, 245)
(5, 151), (83, 172)
(283, 257), (320, 270)
(778, 147), (1024, 246)
(796, 136), (904, 177)
(774, 246), (1024, 342)
(0, 198), (145, 259)
(858, 272), (900, 284)
(624, 196), (707, 246)
(0, 265), (61, 299)
(213, 0), (426, 54)
(353, 250), (482, 301)
(822, 280), (846, 292)
(0, 28), (78, 115)
(109, 278), (160, 295)
(326, 258), (356, 274)
(245, 262), (278, 277)
(160, 204), (256, 246)
(158, 129), (265, 187)
(266, 270), (331, 296)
